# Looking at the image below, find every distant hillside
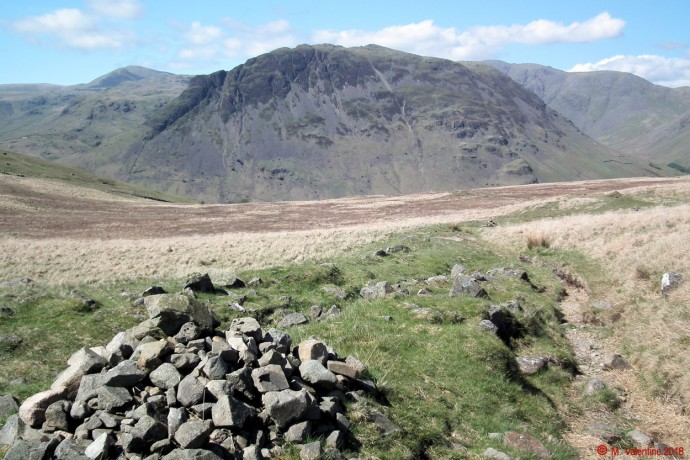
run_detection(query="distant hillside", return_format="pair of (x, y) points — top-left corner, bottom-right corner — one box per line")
(106, 44), (665, 203)
(482, 60), (690, 169)
(0, 67), (190, 173)
(0, 149), (195, 203)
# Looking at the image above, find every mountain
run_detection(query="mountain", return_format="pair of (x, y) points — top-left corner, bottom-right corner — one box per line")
(104, 44), (664, 202)
(482, 60), (690, 169)
(0, 67), (190, 172)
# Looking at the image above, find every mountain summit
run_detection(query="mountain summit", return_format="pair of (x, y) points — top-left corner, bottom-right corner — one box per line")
(116, 44), (658, 202)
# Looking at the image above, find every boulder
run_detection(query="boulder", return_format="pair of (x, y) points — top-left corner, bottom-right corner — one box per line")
(18, 386), (67, 427)
(184, 273), (215, 293)
(503, 432), (549, 459)
(516, 356), (548, 376)
(449, 276), (488, 298)
(262, 389), (311, 428)
(277, 312), (309, 329)
(51, 348), (108, 397)
(174, 420), (213, 449)
(144, 294), (215, 336)
(360, 281), (394, 299)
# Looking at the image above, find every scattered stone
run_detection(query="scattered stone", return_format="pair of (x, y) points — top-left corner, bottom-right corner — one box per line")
(0, 307), (14, 318)
(426, 275), (448, 283)
(603, 353), (631, 370)
(586, 378), (607, 395)
(483, 447), (512, 460)
(591, 300), (613, 310)
(483, 219), (498, 228)
(479, 320), (498, 334)
(277, 312), (309, 329)
(220, 274), (246, 289)
(486, 268), (529, 282)
(360, 281), (394, 299)
(323, 305), (342, 319)
(327, 361), (360, 379)
(628, 429), (652, 446)
(385, 245), (410, 254)
(373, 249), (388, 257)
(516, 356), (548, 376)
(184, 272), (215, 293)
(451, 264), (467, 278)
(369, 409), (400, 436)
(322, 286), (348, 300)
(142, 286), (167, 297)
(661, 272), (683, 295)
(449, 275), (488, 298)
(503, 432), (549, 459)
(0, 334), (22, 351)
(247, 277), (263, 287)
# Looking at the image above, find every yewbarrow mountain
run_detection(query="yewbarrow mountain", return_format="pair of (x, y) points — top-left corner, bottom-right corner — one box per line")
(0, 45), (678, 202)
(483, 60), (690, 171)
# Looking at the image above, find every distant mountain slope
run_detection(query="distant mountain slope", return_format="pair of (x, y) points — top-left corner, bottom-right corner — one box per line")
(0, 149), (195, 203)
(0, 67), (190, 170)
(110, 44), (665, 202)
(482, 60), (690, 168)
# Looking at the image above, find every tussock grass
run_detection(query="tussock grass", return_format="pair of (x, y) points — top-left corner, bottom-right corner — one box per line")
(484, 198), (690, 446)
(526, 233), (552, 250)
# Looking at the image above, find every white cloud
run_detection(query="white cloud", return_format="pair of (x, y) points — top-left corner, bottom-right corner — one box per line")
(313, 12), (625, 60)
(185, 22), (222, 45)
(571, 54), (690, 88)
(12, 5), (139, 50)
(87, 0), (143, 20)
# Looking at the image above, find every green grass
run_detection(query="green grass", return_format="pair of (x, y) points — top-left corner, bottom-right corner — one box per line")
(0, 225), (582, 458)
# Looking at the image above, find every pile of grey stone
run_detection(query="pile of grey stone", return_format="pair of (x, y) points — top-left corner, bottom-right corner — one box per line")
(0, 292), (381, 460)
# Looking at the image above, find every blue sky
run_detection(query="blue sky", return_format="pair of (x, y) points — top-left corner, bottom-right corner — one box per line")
(1, 0), (689, 87)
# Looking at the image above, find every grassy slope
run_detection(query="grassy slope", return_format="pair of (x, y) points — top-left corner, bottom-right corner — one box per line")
(0, 149), (197, 203)
(1, 223), (580, 459)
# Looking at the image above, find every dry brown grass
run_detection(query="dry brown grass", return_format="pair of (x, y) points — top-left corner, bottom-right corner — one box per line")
(484, 198), (690, 447)
(526, 233), (551, 250)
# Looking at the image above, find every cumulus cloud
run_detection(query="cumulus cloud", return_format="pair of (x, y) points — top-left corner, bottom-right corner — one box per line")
(571, 54), (690, 88)
(87, 0), (143, 20)
(12, 3), (140, 50)
(172, 18), (299, 70)
(313, 12), (625, 60)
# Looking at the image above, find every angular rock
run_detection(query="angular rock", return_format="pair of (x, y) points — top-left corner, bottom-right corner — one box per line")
(211, 395), (253, 428)
(451, 264), (467, 278)
(369, 409), (400, 436)
(325, 430), (343, 449)
(44, 400), (71, 431)
(479, 319), (498, 333)
(277, 312), (308, 329)
(327, 360), (359, 379)
(586, 378), (607, 395)
(483, 447), (512, 460)
(322, 286), (348, 300)
(145, 294), (215, 336)
(227, 366), (256, 401)
(150, 363), (182, 390)
(516, 356), (548, 376)
(503, 432), (549, 459)
(591, 300), (613, 310)
(167, 406), (187, 439)
(137, 339), (173, 371)
(18, 386), (67, 427)
(52, 348), (108, 397)
(205, 380), (232, 400)
(486, 268), (529, 281)
(385, 245), (410, 254)
(177, 375), (206, 407)
(220, 275), (246, 289)
(174, 420), (213, 449)
(450, 275), (488, 298)
(299, 360), (338, 390)
(97, 386), (133, 412)
(661, 272), (683, 294)
(323, 305), (341, 319)
(184, 273), (215, 293)
(0, 394), (19, 420)
(252, 365), (290, 393)
(360, 281), (394, 299)
(0, 414), (19, 447)
(202, 355), (229, 380)
(300, 441), (322, 460)
(175, 322), (203, 344)
(228, 317), (263, 341)
(142, 286), (167, 297)
(603, 353), (631, 370)
(284, 421), (311, 443)
(170, 353), (202, 372)
(103, 360), (148, 387)
(298, 339), (329, 365)
(426, 275), (448, 283)
(0, 307), (14, 318)
(262, 389), (310, 428)
(84, 432), (114, 459)
(628, 429), (652, 446)
(161, 449), (224, 460)
(134, 415), (167, 444)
